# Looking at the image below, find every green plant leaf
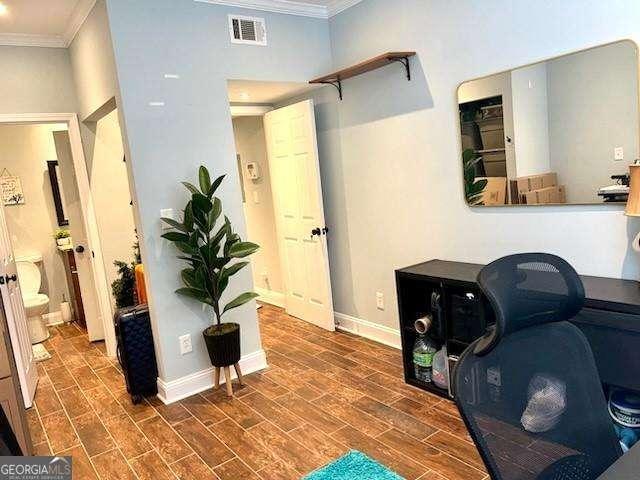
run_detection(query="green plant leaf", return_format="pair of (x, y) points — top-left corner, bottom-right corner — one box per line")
(217, 261), (249, 296)
(176, 287), (213, 306)
(208, 197), (222, 230)
(199, 166), (211, 196)
(177, 255), (203, 265)
(182, 182), (200, 195)
(222, 292), (259, 314)
(175, 242), (198, 255)
(229, 242), (259, 258)
(212, 223), (227, 246)
(192, 193), (213, 214)
(161, 217), (187, 232)
(162, 231), (189, 242)
(209, 175), (225, 198)
(183, 202), (194, 231)
(224, 261), (249, 277)
(181, 268), (197, 287)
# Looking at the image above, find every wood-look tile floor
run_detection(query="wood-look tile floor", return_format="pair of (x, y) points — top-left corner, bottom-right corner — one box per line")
(28, 305), (488, 480)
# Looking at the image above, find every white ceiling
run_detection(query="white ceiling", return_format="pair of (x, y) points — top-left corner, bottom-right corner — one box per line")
(0, 0), (95, 48)
(228, 79), (322, 104)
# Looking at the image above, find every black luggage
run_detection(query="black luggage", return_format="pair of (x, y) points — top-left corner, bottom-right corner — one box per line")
(114, 305), (158, 404)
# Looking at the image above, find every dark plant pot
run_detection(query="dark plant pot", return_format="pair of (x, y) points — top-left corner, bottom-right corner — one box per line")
(203, 323), (241, 367)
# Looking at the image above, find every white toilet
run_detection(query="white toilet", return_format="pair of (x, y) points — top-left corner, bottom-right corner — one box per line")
(16, 254), (50, 344)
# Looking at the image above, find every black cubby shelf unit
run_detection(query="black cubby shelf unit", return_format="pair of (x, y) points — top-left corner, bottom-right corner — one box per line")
(395, 260), (495, 400)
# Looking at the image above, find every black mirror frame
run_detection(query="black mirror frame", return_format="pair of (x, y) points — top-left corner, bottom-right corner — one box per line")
(47, 160), (69, 227)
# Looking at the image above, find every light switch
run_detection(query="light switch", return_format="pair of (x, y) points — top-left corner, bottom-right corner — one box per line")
(615, 147), (624, 161)
(253, 191), (260, 204)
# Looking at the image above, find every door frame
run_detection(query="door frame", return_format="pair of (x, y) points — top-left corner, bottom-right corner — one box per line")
(0, 113), (117, 357)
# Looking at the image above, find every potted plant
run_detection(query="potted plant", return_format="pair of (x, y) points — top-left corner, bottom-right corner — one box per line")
(111, 260), (136, 308)
(463, 148), (488, 206)
(54, 228), (71, 246)
(161, 166), (259, 387)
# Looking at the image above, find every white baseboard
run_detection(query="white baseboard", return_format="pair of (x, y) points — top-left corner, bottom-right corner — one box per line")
(43, 311), (63, 326)
(156, 349), (267, 404)
(334, 312), (401, 350)
(256, 288), (285, 308)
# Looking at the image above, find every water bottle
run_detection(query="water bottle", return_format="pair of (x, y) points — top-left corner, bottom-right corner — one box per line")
(413, 315), (438, 383)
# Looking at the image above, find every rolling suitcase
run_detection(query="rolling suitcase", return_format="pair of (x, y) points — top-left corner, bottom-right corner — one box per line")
(114, 305), (158, 404)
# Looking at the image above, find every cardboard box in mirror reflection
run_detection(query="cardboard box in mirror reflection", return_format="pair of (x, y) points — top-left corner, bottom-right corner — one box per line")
(511, 172), (567, 205)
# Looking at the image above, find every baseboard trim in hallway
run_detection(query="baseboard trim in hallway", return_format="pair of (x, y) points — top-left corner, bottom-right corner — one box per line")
(256, 288), (286, 308)
(156, 348), (267, 404)
(334, 312), (401, 350)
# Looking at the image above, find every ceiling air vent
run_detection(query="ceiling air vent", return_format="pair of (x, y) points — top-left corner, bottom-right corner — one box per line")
(228, 14), (267, 46)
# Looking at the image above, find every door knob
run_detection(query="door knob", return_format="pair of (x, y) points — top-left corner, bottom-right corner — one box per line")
(310, 227), (321, 238)
(75, 245), (85, 253)
(0, 274), (17, 285)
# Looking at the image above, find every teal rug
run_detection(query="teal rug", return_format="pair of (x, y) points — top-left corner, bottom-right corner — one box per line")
(303, 451), (404, 480)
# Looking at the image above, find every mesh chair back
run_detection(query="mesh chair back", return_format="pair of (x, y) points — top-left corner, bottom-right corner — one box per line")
(455, 254), (621, 480)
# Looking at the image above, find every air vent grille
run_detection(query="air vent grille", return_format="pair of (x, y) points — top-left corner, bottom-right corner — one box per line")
(228, 15), (267, 46)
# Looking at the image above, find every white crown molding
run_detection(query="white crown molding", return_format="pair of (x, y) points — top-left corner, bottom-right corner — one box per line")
(195, 0), (327, 18)
(0, 33), (66, 48)
(63, 0), (97, 47)
(327, 0), (363, 16)
(194, 0), (363, 18)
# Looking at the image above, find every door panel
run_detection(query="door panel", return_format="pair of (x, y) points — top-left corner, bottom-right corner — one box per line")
(0, 203), (37, 407)
(264, 100), (334, 330)
(53, 131), (104, 342)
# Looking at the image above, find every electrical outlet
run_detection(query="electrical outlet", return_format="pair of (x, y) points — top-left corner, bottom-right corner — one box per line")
(615, 147), (624, 161)
(179, 334), (192, 355)
(376, 292), (384, 310)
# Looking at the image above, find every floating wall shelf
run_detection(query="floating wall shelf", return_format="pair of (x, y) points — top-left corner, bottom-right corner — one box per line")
(309, 51), (416, 100)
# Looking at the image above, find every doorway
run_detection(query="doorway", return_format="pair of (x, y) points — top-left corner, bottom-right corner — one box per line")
(0, 111), (135, 407)
(228, 80), (335, 331)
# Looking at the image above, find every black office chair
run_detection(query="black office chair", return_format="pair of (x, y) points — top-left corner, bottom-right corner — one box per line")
(454, 253), (622, 480)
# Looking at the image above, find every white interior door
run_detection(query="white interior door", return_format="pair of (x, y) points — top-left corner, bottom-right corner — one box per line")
(264, 100), (335, 331)
(0, 202), (37, 407)
(54, 116), (116, 357)
(53, 131), (104, 342)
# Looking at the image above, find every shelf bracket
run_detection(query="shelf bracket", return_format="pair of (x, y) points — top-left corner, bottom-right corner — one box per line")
(318, 79), (343, 101)
(389, 56), (412, 81)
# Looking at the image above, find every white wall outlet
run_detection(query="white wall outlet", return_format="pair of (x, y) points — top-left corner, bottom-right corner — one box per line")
(179, 334), (192, 355)
(253, 190), (260, 204)
(615, 147), (624, 161)
(376, 292), (384, 310)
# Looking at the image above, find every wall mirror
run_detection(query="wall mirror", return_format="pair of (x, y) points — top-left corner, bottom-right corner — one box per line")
(47, 160), (69, 226)
(458, 40), (639, 206)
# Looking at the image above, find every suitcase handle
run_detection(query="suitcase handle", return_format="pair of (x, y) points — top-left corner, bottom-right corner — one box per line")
(116, 343), (124, 369)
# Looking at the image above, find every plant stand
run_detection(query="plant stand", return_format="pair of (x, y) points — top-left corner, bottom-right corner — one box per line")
(214, 363), (244, 397)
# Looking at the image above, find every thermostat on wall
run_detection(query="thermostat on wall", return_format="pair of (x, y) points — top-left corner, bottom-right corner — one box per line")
(246, 162), (261, 180)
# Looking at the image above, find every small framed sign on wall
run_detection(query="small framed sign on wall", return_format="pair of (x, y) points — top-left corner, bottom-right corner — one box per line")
(0, 169), (24, 206)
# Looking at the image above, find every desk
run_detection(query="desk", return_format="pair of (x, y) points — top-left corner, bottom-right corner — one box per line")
(598, 442), (640, 480)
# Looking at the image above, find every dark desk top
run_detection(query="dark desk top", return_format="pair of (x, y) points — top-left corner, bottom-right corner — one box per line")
(397, 259), (640, 315)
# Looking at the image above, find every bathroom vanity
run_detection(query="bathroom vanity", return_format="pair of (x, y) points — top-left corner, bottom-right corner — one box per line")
(396, 259), (640, 399)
